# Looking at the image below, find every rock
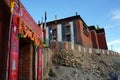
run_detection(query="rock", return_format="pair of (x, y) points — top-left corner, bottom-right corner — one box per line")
(52, 50), (81, 68)
(50, 49), (120, 80)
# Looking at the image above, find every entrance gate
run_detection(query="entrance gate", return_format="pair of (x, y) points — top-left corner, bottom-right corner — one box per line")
(8, 0), (43, 80)
(19, 38), (35, 80)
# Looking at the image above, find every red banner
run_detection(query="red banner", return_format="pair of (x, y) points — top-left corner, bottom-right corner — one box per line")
(9, 3), (19, 79)
(9, 24), (19, 80)
(38, 48), (42, 79)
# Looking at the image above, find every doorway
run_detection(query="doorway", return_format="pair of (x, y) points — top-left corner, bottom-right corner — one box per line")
(18, 38), (36, 80)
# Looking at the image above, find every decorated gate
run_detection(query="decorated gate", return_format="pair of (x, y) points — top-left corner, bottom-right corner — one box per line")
(9, 0), (43, 80)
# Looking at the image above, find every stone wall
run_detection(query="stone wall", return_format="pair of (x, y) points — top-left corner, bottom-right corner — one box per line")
(50, 41), (119, 56)
(42, 48), (54, 79)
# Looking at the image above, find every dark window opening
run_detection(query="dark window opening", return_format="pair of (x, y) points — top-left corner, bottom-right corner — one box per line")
(65, 24), (71, 42)
(83, 26), (89, 36)
(66, 35), (71, 42)
(66, 25), (71, 34)
(52, 29), (57, 41)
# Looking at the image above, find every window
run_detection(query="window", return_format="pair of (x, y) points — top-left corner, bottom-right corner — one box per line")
(66, 26), (71, 34)
(83, 25), (89, 36)
(66, 35), (71, 42)
(52, 29), (57, 41)
(65, 24), (71, 42)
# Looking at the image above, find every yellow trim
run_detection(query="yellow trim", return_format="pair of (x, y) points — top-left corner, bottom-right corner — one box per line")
(43, 44), (46, 47)
(10, 1), (15, 13)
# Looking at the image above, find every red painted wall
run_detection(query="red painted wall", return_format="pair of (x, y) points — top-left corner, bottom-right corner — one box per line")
(75, 20), (92, 48)
(81, 28), (92, 48)
(75, 20), (83, 46)
(97, 33), (108, 49)
(90, 30), (99, 49)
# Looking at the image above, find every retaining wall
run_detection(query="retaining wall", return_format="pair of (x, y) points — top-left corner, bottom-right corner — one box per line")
(42, 41), (120, 79)
(50, 41), (120, 56)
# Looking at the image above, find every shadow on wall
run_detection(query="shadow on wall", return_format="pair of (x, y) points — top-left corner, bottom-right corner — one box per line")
(0, 0), (11, 79)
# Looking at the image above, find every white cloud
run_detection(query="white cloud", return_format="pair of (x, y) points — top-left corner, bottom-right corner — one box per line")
(107, 40), (120, 53)
(108, 40), (120, 46)
(106, 9), (120, 53)
(105, 9), (120, 29)
(111, 9), (120, 21)
(104, 25), (113, 29)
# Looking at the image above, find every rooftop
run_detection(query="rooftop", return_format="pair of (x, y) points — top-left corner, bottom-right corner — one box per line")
(38, 15), (88, 27)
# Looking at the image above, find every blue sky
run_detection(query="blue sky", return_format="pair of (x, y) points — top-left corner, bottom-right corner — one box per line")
(21, 0), (120, 53)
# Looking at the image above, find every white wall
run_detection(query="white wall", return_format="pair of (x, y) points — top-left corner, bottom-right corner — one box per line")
(70, 21), (74, 43)
(46, 27), (49, 47)
(57, 24), (62, 41)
